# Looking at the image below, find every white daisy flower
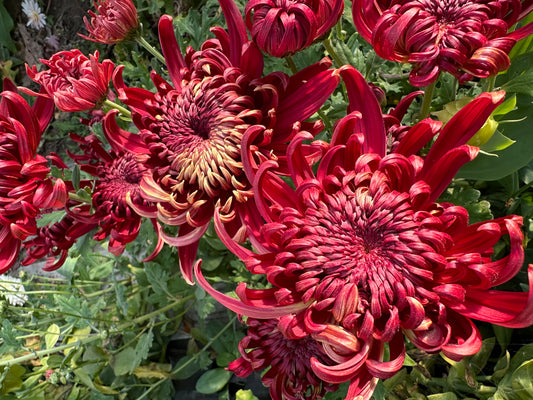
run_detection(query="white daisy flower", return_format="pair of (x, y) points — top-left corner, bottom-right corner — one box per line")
(22, 0), (46, 30)
(0, 275), (28, 306)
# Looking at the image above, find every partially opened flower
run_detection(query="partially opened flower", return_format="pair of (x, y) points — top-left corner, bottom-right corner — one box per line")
(0, 81), (66, 273)
(22, 213), (96, 271)
(25, 49), (114, 112)
(67, 111), (163, 259)
(230, 317), (338, 400)
(79, 0), (140, 44)
(352, 0), (533, 86)
(112, 0), (339, 283)
(245, 0), (344, 57)
(196, 66), (533, 399)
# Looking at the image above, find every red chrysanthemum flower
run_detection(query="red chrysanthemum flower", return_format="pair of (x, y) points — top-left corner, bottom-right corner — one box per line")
(352, 0), (533, 86)
(79, 0), (140, 44)
(111, 0), (339, 283)
(230, 316), (338, 400)
(0, 80), (66, 272)
(25, 49), (114, 112)
(67, 110), (163, 259)
(245, 0), (344, 57)
(196, 67), (533, 399)
(22, 213), (96, 271)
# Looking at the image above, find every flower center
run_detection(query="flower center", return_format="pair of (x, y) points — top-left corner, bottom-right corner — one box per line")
(417, 0), (472, 23)
(149, 75), (255, 201)
(264, 167), (451, 328)
(95, 152), (147, 204)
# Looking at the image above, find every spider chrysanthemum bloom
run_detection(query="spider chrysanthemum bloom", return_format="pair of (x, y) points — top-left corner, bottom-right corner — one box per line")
(197, 67), (533, 399)
(67, 111), (163, 259)
(245, 0), (344, 57)
(25, 49), (114, 112)
(230, 316), (338, 400)
(79, 0), (140, 44)
(352, 0), (533, 86)
(0, 81), (66, 272)
(112, 0), (339, 283)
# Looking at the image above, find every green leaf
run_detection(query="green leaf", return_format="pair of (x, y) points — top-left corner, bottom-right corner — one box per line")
(493, 95), (517, 117)
(145, 264), (171, 299)
(111, 347), (137, 376)
(44, 324), (61, 349)
(73, 368), (95, 390)
(216, 352), (237, 368)
(195, 368), (232, 394)
(0, 3), (15, 53)
(54, 295), (93, 328)
(479, 130), (515, 153)
(469, 337), (495, 376)
(172, 352), (212, 380)
(427, 394), (458, 400)
(457, 94), (533, 180)
(133, 330), (154, 370)
(511, 360), (533, 400)
(493, 325), (513, 353)
(0, 320), (21, 354)
(0, 364), (25, 395)
(501, 70), (533, 96)
(37, 210), (66, 228)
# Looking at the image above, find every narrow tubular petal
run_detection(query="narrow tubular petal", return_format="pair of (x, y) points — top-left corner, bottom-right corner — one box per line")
(424, 91), (505, 167)
(103, 110), (149, 154)
(213, 207), (255, 260)
(453, 265), (533, 328)
(218, 0), (248, 66)
(310, 342), (370, 384)
(421, 145), (479, 205)
(194, 260), (308, 318)
(365, 333), (405, 379)
(287, 131), (316, 186)
(441, 311), (482, 361)
(339, 66), (386, 156)
(275, 69), (339, 133)
(253, 160), (297, 222)
(159, 222), (208, 248)
(158, 15), (186, 88)
(394, 118), (441, 157)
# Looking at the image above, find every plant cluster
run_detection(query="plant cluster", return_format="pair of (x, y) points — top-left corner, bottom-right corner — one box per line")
(0, 0), (533, 399)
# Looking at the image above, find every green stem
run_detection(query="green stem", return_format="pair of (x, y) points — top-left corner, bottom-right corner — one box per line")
(2, 296), (195, 368)
(103, 99), (131, 118)
(127, 295), (194, 327)
(418, 78), (438, 121)
(322, 36), (344, 68)
(0, 334), (102, 368)
(170, 315), (237, 377)
(482, 75), (496, 92)
(285, 55), (298, 73)
(12, 306), (117, 324)
(136, 36), (166, 64)
(136, 315), (238, 400)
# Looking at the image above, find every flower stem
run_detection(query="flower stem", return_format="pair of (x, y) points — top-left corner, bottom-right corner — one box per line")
(136, 36), (166, 64)
(418, 79), (438, 121)
(135, 315), (238, 400)
(103, 99), (131, 118)
(0, 334), (102, 368)
(482, 75), (496, 92)
(322, 36), (344, 68)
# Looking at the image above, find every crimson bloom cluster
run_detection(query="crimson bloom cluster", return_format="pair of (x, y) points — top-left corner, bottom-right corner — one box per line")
(3, 0), (533, 399)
